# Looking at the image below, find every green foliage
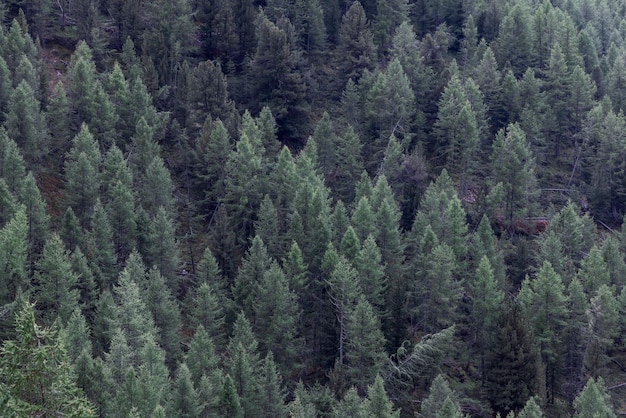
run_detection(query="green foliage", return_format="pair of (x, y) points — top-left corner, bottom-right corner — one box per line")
(573, 377), (616, 418)
(0, 302), (96, 417)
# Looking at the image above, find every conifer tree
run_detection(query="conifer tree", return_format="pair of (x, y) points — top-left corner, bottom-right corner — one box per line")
(518, 261), (568, 402)
(490, 123), (539, 228)
(144, 206), (180, 290)
(217, 374), (244, 418)
(0, 302), (96, 417)
(573, 377), (616, 418)
(225, 312), (262, 418)
(64, 124), (101, 229)
(169, 363), (202, 418)
(4, 79), (48, 166)
(351, 196), (377, 242)
(365, 58), (414, 165)
(328, 256), (362, 368)
(334, 386), (366, 417)
(584, 284), (620, 375)
(472, 256), (504, 381)
(0, 129), (26, 195)
(224, 132), (264, 245)
(0, 205), (27, 306)
(433, 74), (480, 181)
(365, 374), (400, 417)
(249, 13), (308, 140)
(192, 118), (231, 213)
(517, 396), (544, 418)
(343, 295), (387, 394)
(259, 352), (289, 418)
(47, 81), (71, 163)
(34, 234), (80, 326)
(185, 60), (237, 136)
(420, 374), (458, 418)
(253, 261), (300, 374)
(186, 325), (220, 388)
(335, 1), (377, 85)
(88, 199), (117, 288)
(484, 303), (538, 416)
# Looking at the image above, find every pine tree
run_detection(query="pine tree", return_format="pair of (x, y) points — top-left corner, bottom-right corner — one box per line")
(484, 303), (538, 416)
(259, 352), (289, 418)
(47, 81), (71, 164)
(518, 261), (568, 402)
(0, 206), (27, 306)
(583, 284), (620, 376)
(186, 325), (220, 388)
(88, 199), (117, 289)
(225, 312), (262, 418)
(217, 374), (244, 418)
(342, 296), (387, 395)
(335, 1), (377, 86)
(0, 302), (96, 417)
(193, 118), (232, 213)
(328, 256), (362, 368)
(253, 261), (300, 374)
(355, 234), (386, 311)
(573, 377), (616, 418)
(517, 396), (544, 418)
(433, 74), (480, 180)
(34, 234), (80, 326)
(142, 267), (182, 368)
(185, 60), (237, 137)
(365, 58), (414, 168)
(70, 248), (98, 324)
(364, 374), (400, 417)
(224, 132), (264, 246)
(351, 196), (376, 243)
(332, 126), (365, 204)
(472, 256), (504, 381)
(0, 129), (27, 195)
(64, 124), (101, 229)
(141, 156), (175, 218)
(169, 363), (202, 418)
(111, 268), (158, 362)
(410, 242), (461, 334)
(333, 386), (366, 417)
(249, 13), (308, 141)
(4, 79), (48, 166)
(490, 123), (540, 228)
(420, 374), (458, 418)
(144, 206), (180, 291)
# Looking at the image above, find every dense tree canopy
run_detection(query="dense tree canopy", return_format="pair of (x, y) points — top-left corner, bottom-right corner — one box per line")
(2, 1), (626, 416)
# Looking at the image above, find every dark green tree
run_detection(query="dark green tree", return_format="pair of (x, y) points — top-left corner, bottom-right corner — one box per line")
(490, 123), (540, 228)
(34, 234), (80, 326)
(249, 14), (308, 141)
(225, 312), (263, 418)
(64, 124), (101, 229)
(364, 374), (400, 418)
(0, 205), (27, 306)
(335, 1), (377, 85)
(484, 303), (538, 416)
(4, 80), (48, 166)
(253, 261), (301, 375)
(169, 363), (202, 418)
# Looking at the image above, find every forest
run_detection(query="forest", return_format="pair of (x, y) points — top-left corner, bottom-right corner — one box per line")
(1, 0), (626, 416)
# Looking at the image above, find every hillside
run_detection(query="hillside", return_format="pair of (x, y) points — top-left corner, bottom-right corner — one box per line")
(1, 0), (626, 416)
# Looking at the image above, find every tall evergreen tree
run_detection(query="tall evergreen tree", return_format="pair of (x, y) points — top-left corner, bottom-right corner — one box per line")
(0, 302), (96, 417)
(335, 1), (377, 86)
(573, 377), (617, 418)
(34, 234), (80, 326)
